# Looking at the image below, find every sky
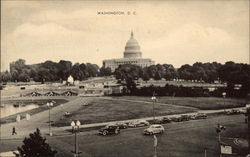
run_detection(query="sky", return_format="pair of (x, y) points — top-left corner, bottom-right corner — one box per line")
(1, 0), (249, 71)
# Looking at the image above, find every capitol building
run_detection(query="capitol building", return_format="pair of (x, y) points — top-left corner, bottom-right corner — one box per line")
(103, 31), (155, 72)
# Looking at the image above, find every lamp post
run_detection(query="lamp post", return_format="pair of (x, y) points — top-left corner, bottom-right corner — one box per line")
(216, 124), (226, 157)
(204, 147), (208, 157)
(61, 104), (64, 120)
(151, 93), (157, 123)
(71, 120), (81, 157)
(47, 102), (53, 136)
(153, 135), (158, 157)
(222, 92), (226, 112)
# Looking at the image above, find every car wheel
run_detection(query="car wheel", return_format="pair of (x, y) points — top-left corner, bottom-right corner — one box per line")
(103, 131), (107, 136)
(150, 132), (153, 135)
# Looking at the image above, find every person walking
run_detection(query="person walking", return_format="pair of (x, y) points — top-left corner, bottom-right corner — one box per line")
(12, 126), (17, 135)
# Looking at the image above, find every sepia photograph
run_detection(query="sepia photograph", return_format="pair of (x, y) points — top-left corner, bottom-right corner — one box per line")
(0, 0), (249, 157)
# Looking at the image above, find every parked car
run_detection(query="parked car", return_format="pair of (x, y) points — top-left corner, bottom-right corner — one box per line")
(180, 115), (191, 121)
(239, 109), (246, 114)
(98, 125), (120, 136)
(195, 113), (207, 119)
(111, 122), (128, 129)
(154, 117), (171, 124)
(128, 120), (150, 128)
(143, 125), (165, 135)
(170, 116), (182, 122)
(190, 115), (197, 120)
(225, 109), (241, 115)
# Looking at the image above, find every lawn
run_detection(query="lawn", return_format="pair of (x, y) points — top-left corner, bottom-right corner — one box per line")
(112, 96), (250, 110)
(53, 98), (197, 127)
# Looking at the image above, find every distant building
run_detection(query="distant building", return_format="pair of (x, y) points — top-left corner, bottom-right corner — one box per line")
(67, 75), (74, 84)
(103, 31), (155, 72)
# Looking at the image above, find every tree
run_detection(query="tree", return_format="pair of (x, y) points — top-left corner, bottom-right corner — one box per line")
(163, 64), (177, 80)
(114, 64), (142, 81)
(17, 128), (57, 157)
(86, 63), (99, 77)
(9, 59), (31, 82)
(10, 59), (26, 73)
(114, 64), (142, 93)
(71, 63), (82, 80)
(57, 60), (72, 81)
(142, 67), (150, 81)
(0, 71), (11, 82)
(147, 65), (157, 79)
(40, 61), (59, 81)
(218, 62), (250, 96)
(100, 66), (112, 76)
(178, 64), (194, 80)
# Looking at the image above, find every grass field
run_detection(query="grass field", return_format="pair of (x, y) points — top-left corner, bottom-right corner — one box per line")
(53, 98), (197, 127)
(112, 96), (250, 110)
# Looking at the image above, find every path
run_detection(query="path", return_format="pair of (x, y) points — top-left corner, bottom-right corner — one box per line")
(101, 97), (197, 110)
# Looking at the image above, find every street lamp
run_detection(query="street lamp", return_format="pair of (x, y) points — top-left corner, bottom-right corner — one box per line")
(151, 93), (157, 123)
(216, 124), (226, 157)
(47, 102), (53, 136)
(216, 123), (226, 142)
(61, 104), (64, 120)
(222, 92), (226, 112)
(204, 147), (208, 157)
(71, 120), (81, 157)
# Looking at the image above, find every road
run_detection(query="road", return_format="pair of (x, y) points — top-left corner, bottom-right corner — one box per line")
(1, 114), (248, 157)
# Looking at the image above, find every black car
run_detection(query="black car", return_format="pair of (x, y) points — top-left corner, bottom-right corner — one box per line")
(115, 122), (128, 129)
(98, 125), (120, 136)
(180, 115), (190, 121)
(170, 116), (182, 122)
(195, 113), (207, 119)
(154, 117), (171, 124)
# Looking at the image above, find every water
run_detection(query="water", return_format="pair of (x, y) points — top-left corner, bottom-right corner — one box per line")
(0, 103), (40, 118)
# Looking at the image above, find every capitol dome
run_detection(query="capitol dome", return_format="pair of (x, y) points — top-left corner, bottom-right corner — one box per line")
(124, 31), (142, 58)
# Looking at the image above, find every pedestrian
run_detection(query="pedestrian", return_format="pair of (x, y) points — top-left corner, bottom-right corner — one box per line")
(12, 126), (17, 135)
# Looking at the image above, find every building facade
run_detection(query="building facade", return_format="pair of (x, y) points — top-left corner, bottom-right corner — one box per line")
(103, 31), (155, 72)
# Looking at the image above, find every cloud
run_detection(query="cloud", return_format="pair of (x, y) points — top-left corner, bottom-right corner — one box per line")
(168, 23), (232, 44)
(142, 23), (247, 67)
(2, 23), (87, 69)
(1, 22), (128, 70)
(1, 1), (249, 71)
(13, 23), (83, 37)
